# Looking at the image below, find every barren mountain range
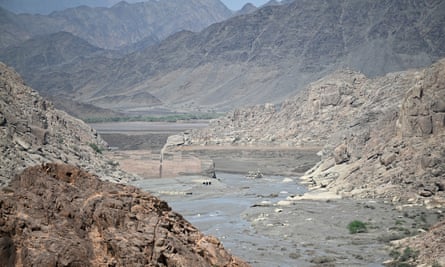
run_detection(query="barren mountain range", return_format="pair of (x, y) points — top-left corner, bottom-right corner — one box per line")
(0, 0), (160, 15)
(1, 0), (444, 115)
(0, 0), (231, 50)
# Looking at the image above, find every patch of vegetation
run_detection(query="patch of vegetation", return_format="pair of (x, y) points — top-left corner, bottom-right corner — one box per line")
(395, 219), (406, 225)
(388, 247), (419, 267)
(89, 143), (103, 154)
(399, 247), (419, 262)
(83, 112), (224, 123)
(347, 220), (368, 234)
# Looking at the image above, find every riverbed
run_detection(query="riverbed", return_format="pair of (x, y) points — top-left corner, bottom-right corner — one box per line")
(131, 173), (443, 267)
(92, 121), (444, 266)
(131, 173), (309, 266)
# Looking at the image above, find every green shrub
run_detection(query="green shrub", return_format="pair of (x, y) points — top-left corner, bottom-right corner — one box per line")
(347, 220), (367, 234)
(388, 247), (419, 267)
(399, 247), (418, 262)
(89, 143), (103, 154)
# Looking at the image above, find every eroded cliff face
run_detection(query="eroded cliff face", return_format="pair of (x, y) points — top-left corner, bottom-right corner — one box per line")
(0, 163), (248, 267)
(304, 59), (445, 203)
(183, 59), (445, 204)
(0, 62), (133, 186)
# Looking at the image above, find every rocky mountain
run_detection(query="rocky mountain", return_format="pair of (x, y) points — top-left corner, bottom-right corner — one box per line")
(234, 1), (293, 16)
(0, 61), (134, 186)
(48, 96), (125, 121)
(0, 163), (248, 266)
(179, 58), (445, 204)
(0, 0), (145, 15)
(234, 3), (257, 16)
(0, 0), (232, 50)
(0, 31), (105, 78)
(2, 0), (443, 114)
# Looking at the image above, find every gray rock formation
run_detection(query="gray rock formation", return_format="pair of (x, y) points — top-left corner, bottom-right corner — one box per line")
(0, 61), (134, 186)
(182, 58), (445, 203)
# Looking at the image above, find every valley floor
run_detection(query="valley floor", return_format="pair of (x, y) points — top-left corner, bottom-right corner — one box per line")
(131, 173), (444, 266)
(94, 121), (445, 266)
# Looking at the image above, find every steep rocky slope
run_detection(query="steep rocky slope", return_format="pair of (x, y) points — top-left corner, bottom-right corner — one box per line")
(181, 58), (445, 204)
(0, 163), (248, 266)
(389, 220), (445, 266)
(0, 31), (165, 110)
(302, 59), (445, 203)
(0, 0), (231, 50)
(4, 0), (443, 113)
(0, 32), (105, 78)
(0, 62), (132, 186)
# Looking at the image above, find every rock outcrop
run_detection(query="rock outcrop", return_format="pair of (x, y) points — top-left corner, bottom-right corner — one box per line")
(303, 58), (445, 203)
(0, 163), (248, 266)
(0, 62), (133, 186)
(183, 58), (445, 204)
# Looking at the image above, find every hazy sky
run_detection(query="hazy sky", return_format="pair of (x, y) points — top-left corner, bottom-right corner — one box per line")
(222, 1), (270, 11)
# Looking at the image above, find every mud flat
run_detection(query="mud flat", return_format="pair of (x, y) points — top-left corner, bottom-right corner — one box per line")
(178, 145), (321, 176)
(90, 121), (208, 150)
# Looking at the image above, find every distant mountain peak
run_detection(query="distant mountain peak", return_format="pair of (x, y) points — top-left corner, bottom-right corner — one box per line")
(112, 1), (130, 7)
(264, 0), (280, 6)
(235, 3), (257, 16)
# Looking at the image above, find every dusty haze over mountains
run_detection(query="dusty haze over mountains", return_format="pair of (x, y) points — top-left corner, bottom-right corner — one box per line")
(0, 0), (444, 116)
(0, 0), (274, 14)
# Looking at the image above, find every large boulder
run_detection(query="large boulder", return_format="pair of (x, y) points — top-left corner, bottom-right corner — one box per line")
(0, 163), (248, 267)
